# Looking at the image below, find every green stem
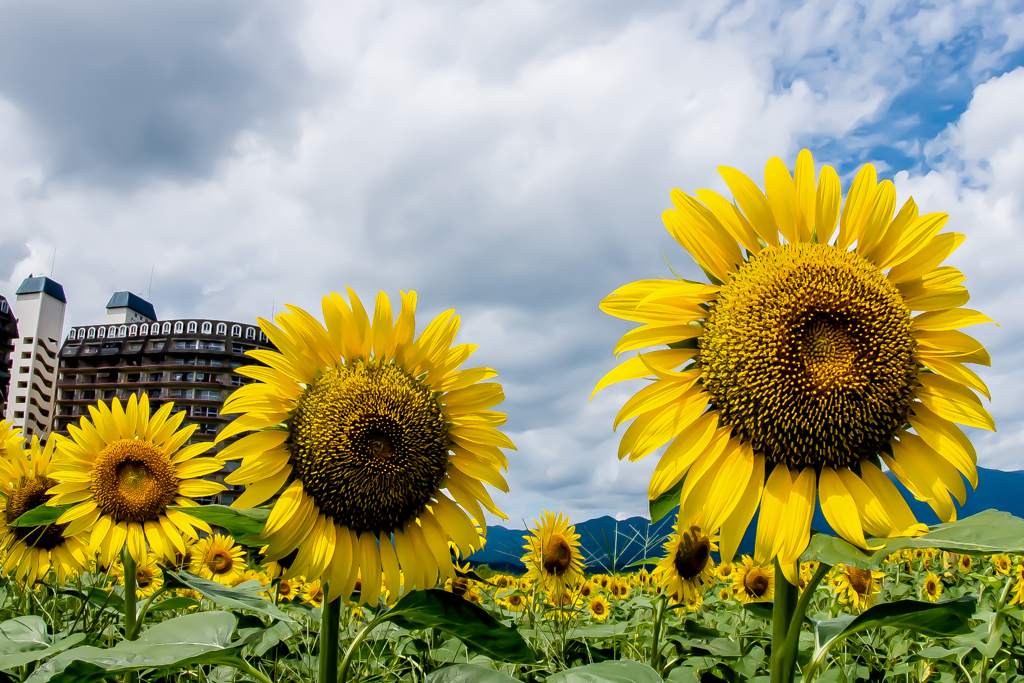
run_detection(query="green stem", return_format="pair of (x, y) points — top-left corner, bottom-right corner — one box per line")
(783, 562), (831, 667)
(122, 548), (138, 641)
(770, 559), (799, 683)
(338, 610), (392, 683)
(319, 596), (342, 683)
(650, 594), (667, 673)
(236, 658), (275, 683)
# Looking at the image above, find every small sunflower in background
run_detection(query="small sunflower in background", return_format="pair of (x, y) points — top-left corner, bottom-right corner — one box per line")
(117, 553), (164, 598)
(716, 562), (735, 582)
(500, 592), (529, 612)
(991, 554), (1012, 575)
(833, 565), (885, 611)
(958, 554), (973, 574)
(718, 587), (733, 601)
(733, 556), (775, 604)
(0, 436), (88, 585)
(596, 150), (994, 584)
(490, 574), (514, 590)
(587, 594), (611, 621)
(652, 520), (716, 606)
(48, 395), (224, 567)
(220, 289), (512, 605)
(1009, 566), (1024, 606)
(190, 534), (246, 586)
(277, 577), (302, 602)
(922, 571), (943, 602)
(578, 580), (594, 599)
(521, 511), (584, 599)
(302, 579), (325, 607)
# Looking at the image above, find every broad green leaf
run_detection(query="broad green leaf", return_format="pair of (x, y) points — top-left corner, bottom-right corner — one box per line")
(57, 587), (124, 615)
(547, 660), (663, 683)
(808, 597), (977, 676)
(0, 617), (86, 670)
(25, 611), (253, 683)
(426, 663), (520, 682)
(649, 478), (683, 523)
(803, 510), (1024, 568)
(147, 597), (200, 613)
(384, 589), (536, 663)
(10, 504), (74, 527)
(163, 571), (292, 623)
(168, 505), (269, 542)
(626, 557), (661, 568)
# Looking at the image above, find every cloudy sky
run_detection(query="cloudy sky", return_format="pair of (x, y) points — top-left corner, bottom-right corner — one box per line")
(0, 0), (1022, 527)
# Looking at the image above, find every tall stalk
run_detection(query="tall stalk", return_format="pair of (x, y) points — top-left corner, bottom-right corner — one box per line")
(122, 548), (138, 641)
(319, 594), (341, 683)
(770, 559), (799, 683)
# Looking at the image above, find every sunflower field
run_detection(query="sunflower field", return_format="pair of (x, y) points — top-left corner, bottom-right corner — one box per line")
(0, 149), (1016, 682)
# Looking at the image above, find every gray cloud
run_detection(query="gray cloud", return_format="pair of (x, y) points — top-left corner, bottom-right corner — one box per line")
(0, 0), (309, 185)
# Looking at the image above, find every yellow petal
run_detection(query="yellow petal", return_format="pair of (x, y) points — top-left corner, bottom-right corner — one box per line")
(818, 467), (871, 550)
(836, 163), (877, 249)
(718, 165), (779, 247)
(719, 454), (764, 564)
(649, 412), (720, 500)
(755, 465), (791, 565)
(915, 372), (995, 431)
(764, 156), (802, 244)
(814, 163), (841, 244)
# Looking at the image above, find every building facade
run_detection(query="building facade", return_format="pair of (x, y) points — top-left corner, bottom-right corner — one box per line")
(0, 296), (16, 414)
(53, 295), (275, 505)
(4, 277), (66, 441)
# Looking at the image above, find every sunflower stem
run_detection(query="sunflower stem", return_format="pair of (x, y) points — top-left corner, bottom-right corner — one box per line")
(319, 596), (342, 683)
(783, 562), (830, 679)
(122, 547), (138, 641)
(650, 593), (667, 673)
(338, 609), (390, 683)
(770, 559), (799, 683)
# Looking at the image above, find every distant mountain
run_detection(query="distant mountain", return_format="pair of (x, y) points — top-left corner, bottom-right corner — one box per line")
(469, 466), (1024, 571)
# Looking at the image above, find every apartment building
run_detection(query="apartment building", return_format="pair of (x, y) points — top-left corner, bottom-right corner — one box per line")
(53, 292), (275, 505)
(4, 276), (66, 441)
(0, 296), (16, 412)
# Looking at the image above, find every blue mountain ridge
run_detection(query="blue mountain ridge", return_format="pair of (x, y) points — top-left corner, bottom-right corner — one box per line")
(466, 466), (1024, 572)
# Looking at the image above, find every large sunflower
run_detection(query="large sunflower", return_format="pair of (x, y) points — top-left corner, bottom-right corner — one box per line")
(0, 436), (88, 585)
(48, 394), (225, 566)
(596, 150), (994, 583)
(521, 510), (585, 598)
(220, 289), (512, 604)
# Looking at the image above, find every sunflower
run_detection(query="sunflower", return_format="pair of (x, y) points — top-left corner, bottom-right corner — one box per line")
(1, 419), (26, 452)
(587, 594), (611, 621)
(991, 554), (1012, 575)
(733, 556), (775, 603)
(0, 435), (89, 585)
(521, 511), (584, 599)
(490, 574), (514, 590)
(48, 395), (224, 567)
(1009, 566), (1024, 607)
(833, 565), (885, 611)
(277, 577), (301, 602)
(922, 571), (943, 602)
(220, 290), (512, 605)
(303, 579), (325, 607)
(578, 580), (594, 599)
(190, 534), (246, 586)
(716, 562), (735, 582)
(500, 592), (529, 612)
(718, 587), (733, 601)
(118, 553), (164, 598)
(652, 520), (717, 605)
(596, 150), (994, 584)
(958, 554), (973, 573)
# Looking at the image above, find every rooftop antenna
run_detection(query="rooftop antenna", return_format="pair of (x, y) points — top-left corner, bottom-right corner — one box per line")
(148, 266), (154, 300)
(49, 247), (57, 277)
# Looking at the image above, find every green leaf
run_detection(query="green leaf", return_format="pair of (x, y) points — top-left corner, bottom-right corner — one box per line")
(426, 663), (520, 682)
(168, 505), (269, 542)
(383, 589), (536, 663)
(650, 478), (683, 524)
(808, 597), (977, 676)
(163, 571), (292, 623)
(9, 504), (74, 527)
(803, 510), (1024, 568)
(147, 597), (201, 613)
(25, 611), (253, 683)
(625, 557), (661, 568)
(547, 660), (664, 683)
(0, 617), (86, 671)
(57, 587), (125, 615)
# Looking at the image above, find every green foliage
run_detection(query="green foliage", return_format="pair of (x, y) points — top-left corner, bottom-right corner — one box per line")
(167, 505), (269, 543)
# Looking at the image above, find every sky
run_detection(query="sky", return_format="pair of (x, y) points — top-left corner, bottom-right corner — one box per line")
(0, 0), (1022, 528)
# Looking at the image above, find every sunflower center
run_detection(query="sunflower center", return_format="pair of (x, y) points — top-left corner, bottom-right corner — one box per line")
(746, 571), (770, 598)
(289, 360), (450, 534)
(701, 243), (917, 470)
(5, 476), (67, 550)
(92, 439), (179, 524)
(846, 567), (871, 595)
(206, 549), (234, 574)
(542, 534), (572, 575)
(308, 586), (323, 602)
(452, 577), (470, 596)
(137, 569), (155, 589)
(509, 595), (524, 607)
(673, 525), (712, 580)
(592, 601), (606, 615)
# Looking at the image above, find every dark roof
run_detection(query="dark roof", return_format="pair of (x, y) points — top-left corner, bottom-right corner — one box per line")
(106, 291), (157, 321)
(16, 276), (66, 303)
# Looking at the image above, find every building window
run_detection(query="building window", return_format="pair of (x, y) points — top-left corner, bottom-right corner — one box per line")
(108, 326), (117, 337)
(245, 327), (255, 340)
(23, 337), (32, 344)
(129, 324), (138, 336)
(86, 327), (95, 339)
(198, 340), (224, 351)
(231, 325), (241, 336)
(187, 321), (197, 333)
(197, 390), (221, 400)
(0, 300), (6, 313)
(17, 381), (26, 389)
(163, 322), (172, 334)
(174, 322), (184, 334)
(174, 340), (198, 350)
(139, 323), (148, 335)
(13, 411), (23, 419)
(201, 322), (212, 334)
(118, 326), (127, 337)
(216, 323), (226, 335)
(97, 327), (106, 339)
(127, 343), (143, 352)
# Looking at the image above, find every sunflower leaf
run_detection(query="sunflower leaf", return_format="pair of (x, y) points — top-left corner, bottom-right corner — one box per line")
(162, 571), (292, 623)
(649, 479), (683, 524)
(426, 663), (521, 682)
(9, 504), (74, 527)
(0, 616), (86, 671)
(167, 505), (269, 543)
(381, 589), (536, 663)
(546, 660), (664, 683)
